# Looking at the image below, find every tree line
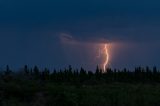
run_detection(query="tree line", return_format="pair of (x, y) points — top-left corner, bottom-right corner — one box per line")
(1, 65), (160, 84)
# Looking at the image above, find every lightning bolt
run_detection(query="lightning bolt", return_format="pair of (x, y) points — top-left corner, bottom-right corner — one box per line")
(95, 43), (109, 72)
(103, 44), (109, 72)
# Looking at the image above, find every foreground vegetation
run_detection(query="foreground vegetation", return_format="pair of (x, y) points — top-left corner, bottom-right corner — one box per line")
(1, 65), (160, 106)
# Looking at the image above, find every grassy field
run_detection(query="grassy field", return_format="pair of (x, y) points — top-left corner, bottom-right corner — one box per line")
(1, 81), (160, 106)
(1, 66), (160, 106)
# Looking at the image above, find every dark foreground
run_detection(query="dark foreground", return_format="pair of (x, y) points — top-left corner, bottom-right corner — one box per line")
(1, 65), (160, 106)
(1, 81), (160, 106)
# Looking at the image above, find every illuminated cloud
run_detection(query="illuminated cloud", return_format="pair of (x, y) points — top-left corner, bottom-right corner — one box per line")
(59, 32), (111, 45)
(58, 33), (111, 70)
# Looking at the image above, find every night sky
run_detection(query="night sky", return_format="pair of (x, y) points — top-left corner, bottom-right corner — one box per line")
(0, 0), (160, 70)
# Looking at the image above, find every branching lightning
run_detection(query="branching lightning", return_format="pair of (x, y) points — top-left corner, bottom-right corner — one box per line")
(95, 43), (109, 72)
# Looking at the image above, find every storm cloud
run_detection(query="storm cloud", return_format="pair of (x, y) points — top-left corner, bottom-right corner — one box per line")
(0, 0), (160, 70)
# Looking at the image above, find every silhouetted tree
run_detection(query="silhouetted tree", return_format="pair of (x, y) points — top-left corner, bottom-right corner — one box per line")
(79, 67), (87, 82)
(5, 65), (11, 75)
(24, 65), (29, 75)
(41, 68), (50, 81)
(3, 65), (12, 82)
(95, 65), (102, 80)
(33, 66), (40, 79)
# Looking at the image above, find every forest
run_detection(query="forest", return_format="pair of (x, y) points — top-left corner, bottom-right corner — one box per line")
(1, 65), (160, 106)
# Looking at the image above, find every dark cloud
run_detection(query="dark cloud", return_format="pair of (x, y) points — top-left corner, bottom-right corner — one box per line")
(0, 0), (160, 69)
(1, 0), (160, 41)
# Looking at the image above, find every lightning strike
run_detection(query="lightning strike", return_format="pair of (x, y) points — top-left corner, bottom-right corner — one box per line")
(103, 44), (109, 72)
(96, 43), (109, 72)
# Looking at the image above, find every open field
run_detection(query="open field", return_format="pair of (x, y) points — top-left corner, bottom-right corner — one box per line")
(1, 81), (160, 106)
